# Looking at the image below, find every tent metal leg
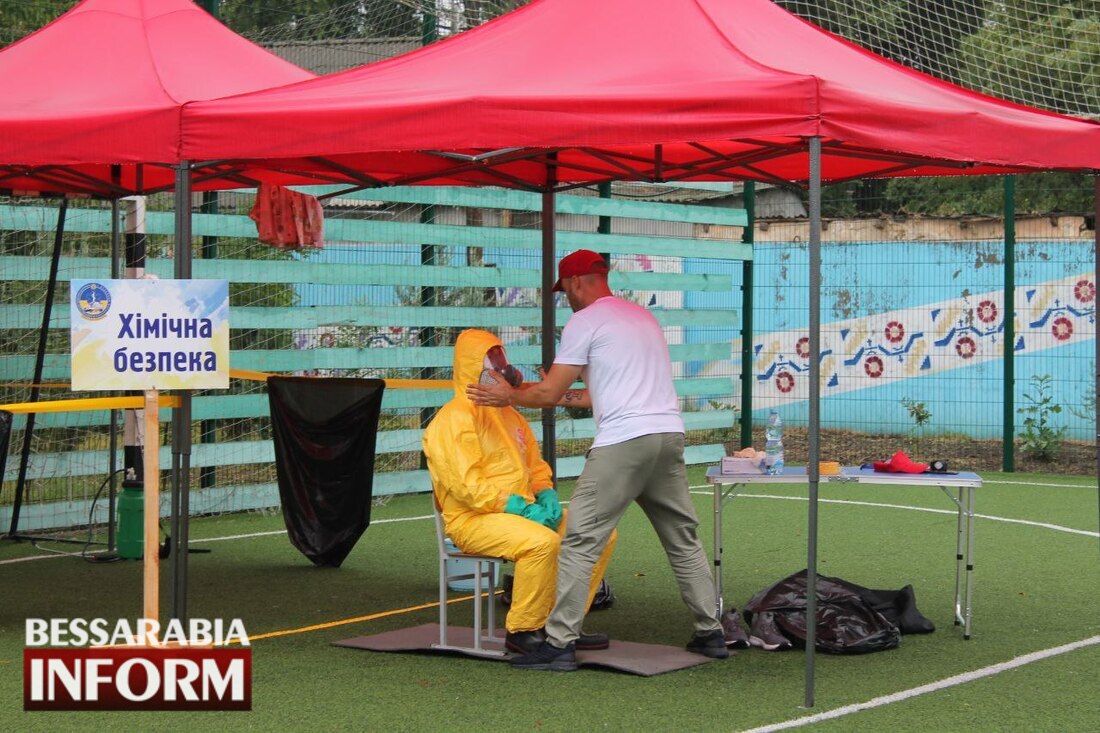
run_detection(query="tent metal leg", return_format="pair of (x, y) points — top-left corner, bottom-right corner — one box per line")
(170, 162), (193, 623)
(540, 184), (557, 478)
(9, 199), (67, 537)
(804, 137), (822, 709)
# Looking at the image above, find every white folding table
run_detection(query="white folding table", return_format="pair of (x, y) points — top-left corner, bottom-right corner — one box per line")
(705, 465), (982, 638)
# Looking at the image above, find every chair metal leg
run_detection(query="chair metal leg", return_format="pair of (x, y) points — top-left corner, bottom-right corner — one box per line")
(472, 562), (484, 652)
(486, 561), (497, 642)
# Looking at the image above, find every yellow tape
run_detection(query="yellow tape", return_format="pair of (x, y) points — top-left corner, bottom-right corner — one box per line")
(0, 372), (449, 413)
(241, 592), (499, 644)
(229, 368), (447, 390)
(0, 395), (182, 414)
(229, 368), (271, 383)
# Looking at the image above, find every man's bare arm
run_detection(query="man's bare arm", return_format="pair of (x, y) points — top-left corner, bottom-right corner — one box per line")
(467, 363), (584, 408)
(559, 388), (591, 409)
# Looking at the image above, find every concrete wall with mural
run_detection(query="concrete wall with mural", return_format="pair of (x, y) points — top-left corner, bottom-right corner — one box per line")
(688, 216), (1096, 441)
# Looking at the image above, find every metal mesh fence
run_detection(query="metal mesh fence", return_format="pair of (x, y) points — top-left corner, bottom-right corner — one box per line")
(0, 0), (1095, 538)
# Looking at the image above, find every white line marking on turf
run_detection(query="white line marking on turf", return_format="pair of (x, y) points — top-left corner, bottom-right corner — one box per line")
(8, 484), (1097, 565)
(0, 515), (434, 564)
(983, 479), (1097, 489)
(688, 490), (1100, 538)
(191, 514), (431, 543)
(739, 635), (1100, 733)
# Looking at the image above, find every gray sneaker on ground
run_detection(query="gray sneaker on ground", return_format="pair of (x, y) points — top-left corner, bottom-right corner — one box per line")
(721, 609), (751, 649)
(748, 611), (793, 651)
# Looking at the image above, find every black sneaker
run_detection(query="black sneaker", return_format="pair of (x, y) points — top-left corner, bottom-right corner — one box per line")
(510, 641), (578, 671)
(576, 631), (610, 651)
(748, 611), (793, 651)
(685, 629), (730, 659)
(505, 629), (545, 655)
(721, 609), (751, 650)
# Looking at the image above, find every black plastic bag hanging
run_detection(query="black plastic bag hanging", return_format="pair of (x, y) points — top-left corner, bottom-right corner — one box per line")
(267, 377), (384, 567)
(744, 569), (932, 654)
(0, 410), (11, 486)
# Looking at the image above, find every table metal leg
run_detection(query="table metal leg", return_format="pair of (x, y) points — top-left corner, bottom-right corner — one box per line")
(713, 482), (723, 616)
(954, 486), (965, 627)
(964, 485), (975, 639)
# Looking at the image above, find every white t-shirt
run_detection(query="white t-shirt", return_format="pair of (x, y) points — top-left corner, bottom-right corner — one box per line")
(554, 296), (684, 448)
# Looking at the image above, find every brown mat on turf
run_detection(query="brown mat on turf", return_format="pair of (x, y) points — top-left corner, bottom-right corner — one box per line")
(333, 623), (714, 676)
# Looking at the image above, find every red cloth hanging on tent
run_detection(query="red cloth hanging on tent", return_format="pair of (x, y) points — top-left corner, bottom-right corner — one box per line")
(248, 184), (324, 249)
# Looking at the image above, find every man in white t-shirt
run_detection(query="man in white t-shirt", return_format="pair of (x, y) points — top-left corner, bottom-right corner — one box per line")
(467, 250), (726, 671)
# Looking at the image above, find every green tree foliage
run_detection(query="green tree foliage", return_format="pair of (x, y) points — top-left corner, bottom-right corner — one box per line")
(219, 0), (419, 39)
(0, 0), (78, 46)
(955, 1), (1099, 117)
(882, 172), (1095, 216)
(781, 0), (1097, 217)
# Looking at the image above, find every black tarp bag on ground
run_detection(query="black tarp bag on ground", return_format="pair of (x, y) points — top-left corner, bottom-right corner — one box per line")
(743, 569), (934, 654)
(268, 377), (384, 567)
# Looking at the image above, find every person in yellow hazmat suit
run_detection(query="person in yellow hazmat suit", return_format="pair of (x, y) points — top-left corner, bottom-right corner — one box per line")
(423, 329), (616, 654)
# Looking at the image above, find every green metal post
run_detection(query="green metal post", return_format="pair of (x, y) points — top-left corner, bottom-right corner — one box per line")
(597, 181), (612, 263)
(1093, 175), (1098, 552)
(422, 5), (438, 45)
(1003, 176), (1016, 472)
(419, 205), (437, 469)
(739, 182), (755, 448)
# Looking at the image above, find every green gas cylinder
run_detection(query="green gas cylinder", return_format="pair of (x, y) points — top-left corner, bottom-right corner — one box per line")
(117, 486), (144, 559)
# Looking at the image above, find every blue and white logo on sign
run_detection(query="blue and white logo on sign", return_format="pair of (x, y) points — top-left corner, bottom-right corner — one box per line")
(75, 282), (111, 320)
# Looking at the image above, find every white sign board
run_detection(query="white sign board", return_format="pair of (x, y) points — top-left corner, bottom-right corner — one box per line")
(70, 279), (230, 391)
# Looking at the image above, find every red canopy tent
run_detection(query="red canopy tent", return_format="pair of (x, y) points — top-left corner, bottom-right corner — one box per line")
(180, 0), (1100, 187)
(0, 0), (313, 197)
(4, 0), (1097, 702)
(177, 0), (1099, 703)
(0, 0), (314, 628)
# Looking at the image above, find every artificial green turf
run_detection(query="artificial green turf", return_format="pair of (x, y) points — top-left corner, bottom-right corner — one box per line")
(1, 467), (1097, 731)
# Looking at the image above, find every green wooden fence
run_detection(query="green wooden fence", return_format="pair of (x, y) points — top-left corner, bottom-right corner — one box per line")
(0, 186), (747, 531)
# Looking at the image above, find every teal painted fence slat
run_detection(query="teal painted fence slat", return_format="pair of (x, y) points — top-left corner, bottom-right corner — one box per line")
(2, 255), (733, 292)
(308, 185), (748, 226)
(0, 341), (733, 383)
(6, 412), (735, 480)
(0, 304), (737, 330)
(1, 443), (728, 531)
(0, 206), (751, 261)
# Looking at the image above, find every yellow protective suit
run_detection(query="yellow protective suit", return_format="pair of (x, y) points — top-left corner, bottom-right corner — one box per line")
(423, 329), (616, 633)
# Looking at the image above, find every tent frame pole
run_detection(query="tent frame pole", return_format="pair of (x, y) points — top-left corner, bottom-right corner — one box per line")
(108, 197), (121, 551)
(541, 171), (557, 477)
(9, 198), (67, 537)
(804, 138), (822, 709)
(1002, 176), (1016, 472)
(170, 162), (193, 623)
(739, 182), (755, 448)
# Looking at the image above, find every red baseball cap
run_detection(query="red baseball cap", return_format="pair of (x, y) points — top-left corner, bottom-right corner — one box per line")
(552, 250), (609, 292)
(872, 450), (928, 474)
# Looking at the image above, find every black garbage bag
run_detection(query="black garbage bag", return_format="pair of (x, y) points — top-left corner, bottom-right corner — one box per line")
(0, 410), (11, 486)
(744, 570), (933, 654)
(268, 376), (384, 567)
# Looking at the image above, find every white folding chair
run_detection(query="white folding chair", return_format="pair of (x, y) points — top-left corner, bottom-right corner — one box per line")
(431, 495), (507, 658)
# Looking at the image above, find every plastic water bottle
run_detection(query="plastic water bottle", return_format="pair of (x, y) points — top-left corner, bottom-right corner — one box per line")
(764, 409), (785, 475)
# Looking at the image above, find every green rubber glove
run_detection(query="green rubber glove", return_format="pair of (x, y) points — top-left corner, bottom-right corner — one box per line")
(520, 501), (553, 528)
(503, 494), (528, 516)
(535, 489), (563, 530)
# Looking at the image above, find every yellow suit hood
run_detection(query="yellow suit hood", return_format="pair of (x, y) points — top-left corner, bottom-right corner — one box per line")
(451, 328), (503, 401)
(422, 329), (552, 527)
